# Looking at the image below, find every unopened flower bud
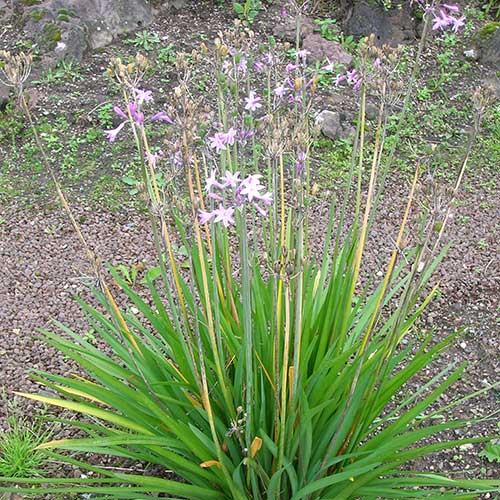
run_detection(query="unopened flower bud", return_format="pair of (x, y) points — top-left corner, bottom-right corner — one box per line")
(273, 261), (281, 274)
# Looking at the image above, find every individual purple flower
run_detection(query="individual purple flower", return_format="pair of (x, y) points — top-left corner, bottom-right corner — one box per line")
(148, 150), (164, 168)
(274, 84), (287, 98)
(321, 61), (335, 72)
(213, 206), (235, 227)
(237, 57), (248, 75)
(451, 15), (465, 32)
(238, 127), (254, 143)
(222, 170), (241, 188)
(223, 127), (237, 146)
(134, 88), (153, 105)
(254, 61), (265, 72)
(199, 209), (216, 224)
(208, 132), (227, 153)
(373, 57), (381, 68)
(208, 192), (225, 202)
(346, 69), (358, 85)
(295, 150), (306, 175)
(104, 122), (125, 142)
(128, 102), (144, 125)
(254, 204), (267, 216)
(113, 105), (127, 119)
(151, 111), (175, 124)
(263, 52), (273, 66)
(334, 74), (346, 86)
(353, 77), (363, 91)
(255, 191), (272, 205)
(286, 62), (298, 72)
(443, 3), (459, 12)
(296, 49), (309, 63)
(244, 91), (262, 112)
(205, 170), (226, 191)
(281, 4), (287, 17)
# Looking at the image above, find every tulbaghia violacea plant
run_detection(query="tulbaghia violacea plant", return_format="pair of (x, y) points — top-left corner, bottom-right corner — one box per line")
(1, 17), (499, 500)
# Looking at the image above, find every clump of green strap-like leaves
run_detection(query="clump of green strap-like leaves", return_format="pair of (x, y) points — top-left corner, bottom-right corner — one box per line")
(0, 12), (499, 500)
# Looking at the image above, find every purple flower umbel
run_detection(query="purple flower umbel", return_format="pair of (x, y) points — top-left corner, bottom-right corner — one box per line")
(199, 171), (272, 226)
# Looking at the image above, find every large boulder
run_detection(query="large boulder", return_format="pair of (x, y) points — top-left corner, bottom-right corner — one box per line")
(474, 23), (500, 67)
(315, 110), (355, 141)
(21, 0), (154, 62)
(273, 15), (316, 44)
(345, 0), (416, 46)
(302, 33), (353, 65)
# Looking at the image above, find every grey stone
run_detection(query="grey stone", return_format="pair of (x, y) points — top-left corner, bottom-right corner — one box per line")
(464, 48), (480, 61)
(482, 75), (500, 99)
(365, 100), (379, 121)
(22, 0), (154, 58)
(273, 15), (315, 44)
(315, 110), (355, 141)
(302, 33), (353, 66)
(477, 26), (500, 66)
(345, 0), (416, 46)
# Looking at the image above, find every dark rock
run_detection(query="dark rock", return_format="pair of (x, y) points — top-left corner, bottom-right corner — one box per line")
(0, 83), (11, 111)
(302, 33), (353, 65)
(315, 110), (355, 141)
(345, 0), (416, 46)
(273, 15), (315, 44)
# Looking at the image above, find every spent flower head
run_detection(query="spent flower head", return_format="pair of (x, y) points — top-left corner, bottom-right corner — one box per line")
(0, 51), (33, 90)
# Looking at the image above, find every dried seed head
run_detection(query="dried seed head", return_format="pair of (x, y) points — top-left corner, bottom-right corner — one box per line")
(0, 50), (33, 90)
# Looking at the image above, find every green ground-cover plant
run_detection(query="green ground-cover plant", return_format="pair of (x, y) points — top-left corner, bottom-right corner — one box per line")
(0, 5), (499, 499)
(0, 402), (51, 478)
(124, 31), (161, 52)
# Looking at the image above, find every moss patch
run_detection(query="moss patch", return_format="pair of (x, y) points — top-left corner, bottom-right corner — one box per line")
(41, 22), (62, 48)
(29, 9), (47, 22)
(477, 22), (500, 39)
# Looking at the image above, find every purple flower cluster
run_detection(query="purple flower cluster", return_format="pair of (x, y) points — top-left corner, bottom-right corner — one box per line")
(199, 171), (272, 226)
(431, 4), (465, 32)
(104, 88), (174, 142)
(412, 1), (465, 32)
(208, 127), (237, 153)
(326, 67), (362, 91)
(207, 126), (255, 154)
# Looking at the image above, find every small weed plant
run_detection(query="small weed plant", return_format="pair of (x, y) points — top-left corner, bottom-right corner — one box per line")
(233, 0), (262, 23)
(124, 30), (161, 52)
(0, 410), (50, 478)
(0, 3), (499, 499)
